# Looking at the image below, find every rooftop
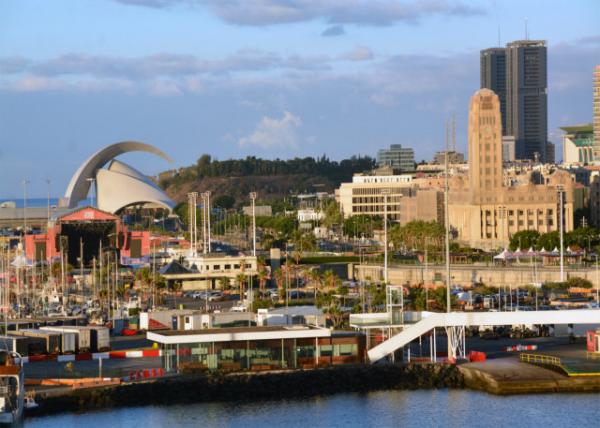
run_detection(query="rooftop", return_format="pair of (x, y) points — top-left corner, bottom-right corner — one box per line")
(560, 124), (593, 134)
(147, 325), (331, 344)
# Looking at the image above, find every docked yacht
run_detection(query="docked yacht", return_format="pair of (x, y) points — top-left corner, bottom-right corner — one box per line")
(0, 351), (24, 425)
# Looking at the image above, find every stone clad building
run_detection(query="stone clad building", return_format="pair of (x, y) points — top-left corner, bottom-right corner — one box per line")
(449, 89), (580, 250)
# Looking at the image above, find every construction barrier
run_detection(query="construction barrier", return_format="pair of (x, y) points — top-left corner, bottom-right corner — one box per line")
(16, 349), (169, 364)
(505, 344), (538, 352)
(468, 351), (487, 362)
(125, 368), (165, 382)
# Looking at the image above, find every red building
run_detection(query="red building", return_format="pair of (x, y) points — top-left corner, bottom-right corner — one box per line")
(25, 206), (150, 266)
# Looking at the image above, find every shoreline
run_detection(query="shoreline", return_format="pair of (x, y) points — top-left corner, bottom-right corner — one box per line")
(26, 360), (600, 418)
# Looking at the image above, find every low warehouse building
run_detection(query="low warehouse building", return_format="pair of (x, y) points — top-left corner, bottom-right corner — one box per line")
(147, 326), (365, 371)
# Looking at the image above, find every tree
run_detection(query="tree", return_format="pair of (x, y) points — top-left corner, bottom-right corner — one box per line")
(323, 270), (339, 290)
(509, 230), (540, 250)
(257, 267), (269, 296)
(235, 274), (246, 300)
(309, 269), (322, 299)
(343, 215), (382, 238)
(566, 277), (593, 289)
(218, 276), (230, 290)
(408, 286), (427, 311)
(213, 194), (235, 209)
(537, 231), (560, 251)
(322, 199), (343, 229)
(390, 220), (445, 252)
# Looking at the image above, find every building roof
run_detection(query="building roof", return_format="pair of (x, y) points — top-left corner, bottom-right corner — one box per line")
(61, 141), (174, 214)
(147, 325), (331, 344)
(560, 124), (593, 134)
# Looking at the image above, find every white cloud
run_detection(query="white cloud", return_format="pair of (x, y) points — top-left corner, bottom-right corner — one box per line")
(340, 46), (374, 61)
(238, 111), (302, 149)
(114, 0), (484, 27)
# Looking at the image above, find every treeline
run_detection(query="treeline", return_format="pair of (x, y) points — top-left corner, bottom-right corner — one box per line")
(160, 154), (375, 188)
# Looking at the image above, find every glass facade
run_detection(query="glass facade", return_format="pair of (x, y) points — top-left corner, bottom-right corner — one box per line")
(161, 336), (363, 372)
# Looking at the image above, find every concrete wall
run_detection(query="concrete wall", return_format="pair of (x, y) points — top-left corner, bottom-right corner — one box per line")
(354, 263), (600, 288)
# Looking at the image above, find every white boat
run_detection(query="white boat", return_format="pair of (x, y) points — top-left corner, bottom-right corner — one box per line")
(0, 351), (24, 425)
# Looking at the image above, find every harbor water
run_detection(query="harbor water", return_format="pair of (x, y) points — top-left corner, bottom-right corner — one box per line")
(25, 389), (600, 427)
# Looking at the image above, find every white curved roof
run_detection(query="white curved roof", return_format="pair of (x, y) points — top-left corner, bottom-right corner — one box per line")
(62, 141), (172, 209)
(61, 141), (174, 213)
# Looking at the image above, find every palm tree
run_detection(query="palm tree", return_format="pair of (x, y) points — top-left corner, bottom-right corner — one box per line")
(323, 270), (338, 291)
(218, 276), (229, 291)
(273, 269), (284, 302)
(309, 269), (322, 300)
(257, 267), (269, 298)
(235, 273), (246, 302)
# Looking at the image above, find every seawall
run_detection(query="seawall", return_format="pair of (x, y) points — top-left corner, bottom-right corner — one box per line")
(30, 364), (464, 417)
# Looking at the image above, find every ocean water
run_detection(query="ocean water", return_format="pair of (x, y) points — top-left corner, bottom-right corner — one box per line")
(0, 198), (91, 209)
(25, 389), (600, 428)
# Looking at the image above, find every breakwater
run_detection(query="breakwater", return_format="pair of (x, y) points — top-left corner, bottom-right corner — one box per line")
(31, 364), (464, 417)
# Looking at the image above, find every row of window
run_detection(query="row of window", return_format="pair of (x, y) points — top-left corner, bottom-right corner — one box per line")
(198, 263), (253, 272)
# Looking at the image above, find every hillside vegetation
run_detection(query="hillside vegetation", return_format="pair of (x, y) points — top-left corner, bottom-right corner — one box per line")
(159, 154), (375, 206)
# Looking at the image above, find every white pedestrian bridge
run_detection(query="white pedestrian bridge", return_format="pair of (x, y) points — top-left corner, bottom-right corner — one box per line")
(366, 309), (600, 363)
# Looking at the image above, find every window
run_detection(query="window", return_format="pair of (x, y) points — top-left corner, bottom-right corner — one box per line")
(224, 264), (231, 270)
(320, 345), (333, 357)
(213, 265), (221, 270)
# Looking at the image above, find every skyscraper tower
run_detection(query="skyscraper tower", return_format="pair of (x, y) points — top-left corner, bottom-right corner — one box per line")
(594, 65), (600, 160)
(480, 39), (548, 162)
(505, 39), (547, 161)
(480, 48), (507, 135)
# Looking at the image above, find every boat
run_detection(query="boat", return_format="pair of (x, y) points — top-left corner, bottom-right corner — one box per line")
(0, 351), (24, 425)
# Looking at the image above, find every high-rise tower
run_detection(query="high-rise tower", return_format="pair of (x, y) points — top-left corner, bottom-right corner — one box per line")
(505, 40), (547, 161)
(480, 39), (548, 162)
(480, 48), (507, 135)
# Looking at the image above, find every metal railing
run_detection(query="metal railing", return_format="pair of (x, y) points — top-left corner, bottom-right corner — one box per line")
(519, 353), (562, 367)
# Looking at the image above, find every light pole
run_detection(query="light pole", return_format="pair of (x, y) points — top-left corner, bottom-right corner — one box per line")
(205, 191), (211, 253)
(444, 139), (451, 314)
(558, 185), (565, 282)
(46, 178), (51, 224)
(594, 254), (599, 307)
(381, 188), (391, 287)
(250, 192), (257, 257)
(22, 179), (30, 238)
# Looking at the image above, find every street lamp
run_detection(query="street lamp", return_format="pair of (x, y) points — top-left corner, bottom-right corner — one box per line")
(249, 192), (257, 257)
(557, 185), (565, 282)
(381, 188), (391, 286)
(22, 179), (30, 238)
(594, 254), (600, 307)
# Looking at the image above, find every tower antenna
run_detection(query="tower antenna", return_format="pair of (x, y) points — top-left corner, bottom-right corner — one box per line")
(525, 18), (529, 40)
(452, 114), (456, 153)
(498, 26), (501, 47)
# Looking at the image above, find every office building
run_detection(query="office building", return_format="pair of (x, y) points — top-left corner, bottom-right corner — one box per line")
(481, 40), (548, 162)
(433, 151), (465, 165)
(480, 48), (507, 134)
(376, 144), (415, 171)
(335, 174), (443, 224)
(561, 124), (594, 165)
(502, 136), (516, 162)
(506, 40), (548, 161)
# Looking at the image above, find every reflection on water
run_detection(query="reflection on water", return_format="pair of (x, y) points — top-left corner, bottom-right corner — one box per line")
(25, 389), (600, 428)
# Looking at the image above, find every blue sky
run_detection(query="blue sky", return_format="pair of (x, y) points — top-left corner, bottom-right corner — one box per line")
(1, 0), (599, 197)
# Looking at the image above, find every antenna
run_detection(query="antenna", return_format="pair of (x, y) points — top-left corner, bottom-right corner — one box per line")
(452, 114), (456, 153)
(498, 26), (501, 47)
(525, 18), (529, 40)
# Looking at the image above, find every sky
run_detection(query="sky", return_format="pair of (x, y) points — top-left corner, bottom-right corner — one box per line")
(0, 0), (599, 197)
